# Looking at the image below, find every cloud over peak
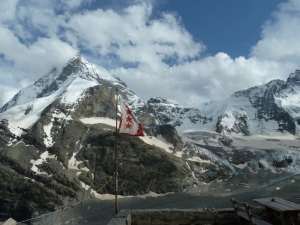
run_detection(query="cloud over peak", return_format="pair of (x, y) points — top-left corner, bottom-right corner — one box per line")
(0, 0), (300, 108)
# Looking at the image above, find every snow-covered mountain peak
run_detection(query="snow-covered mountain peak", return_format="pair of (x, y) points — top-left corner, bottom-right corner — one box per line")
(207, 71), (300, 136)
(0, 53), (155, 136)
(0, 53), (124, 114)
(2, 55), (300, 223)
(1, 52), (300, 138)
(232, 79), (284, 99)
(63, 52), (119, 83)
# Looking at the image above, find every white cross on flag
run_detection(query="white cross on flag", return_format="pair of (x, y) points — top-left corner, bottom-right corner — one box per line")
(118, 98), (145, 136)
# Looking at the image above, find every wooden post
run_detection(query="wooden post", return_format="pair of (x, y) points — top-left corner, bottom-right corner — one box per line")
(115, 89), (119, 214)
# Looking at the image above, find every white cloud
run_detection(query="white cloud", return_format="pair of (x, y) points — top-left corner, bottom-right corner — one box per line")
(0, 62), (31, 107)
(251, 0), (300, 64)
(0, 0), (20, 22)
(0, 25), (77, 77)
(0, 0), (300, 109)
(65, 3), (203, 68)
(109, 0), (300, 106)
(0, 86), (19, 107)
(110, 53), (282, 107)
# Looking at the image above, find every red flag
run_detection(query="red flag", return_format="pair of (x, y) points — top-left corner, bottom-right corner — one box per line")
(118, 98), (145, 136)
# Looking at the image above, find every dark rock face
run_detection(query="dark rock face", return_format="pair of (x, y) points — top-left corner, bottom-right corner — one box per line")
(2, 54), (300, 223)
(273, 159), (292, 168)
(33, 68), (60, 98)
(80, 131), (191, 195)
(218, 136), (233, 147)
(24, 101), (193, 195)
(187, 160), (232, 183)
(2, 85), (238, 221)
(0, 120), (195, 220)
(180, 142), (235, 184)
(216, 115), (250, 136)
(145, 124), (184, 152)
(0, 164), (60, 222)
(0, 120), (17, 148)
(0, 91), (196, 221)
(36, 79), (59, 99)
(0, 144), (65, 222)
(249, 81), (295, 134)
(72, 85), (116, 120)
(286, 69), (300, 86)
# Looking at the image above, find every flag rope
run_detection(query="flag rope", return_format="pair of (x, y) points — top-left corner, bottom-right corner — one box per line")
(16, 173), (117, 224)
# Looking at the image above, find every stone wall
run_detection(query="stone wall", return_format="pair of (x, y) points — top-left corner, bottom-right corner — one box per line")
(108, 208), (237, 225)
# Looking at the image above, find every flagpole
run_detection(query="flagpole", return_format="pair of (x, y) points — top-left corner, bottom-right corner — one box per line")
(115, 89), (119, 214)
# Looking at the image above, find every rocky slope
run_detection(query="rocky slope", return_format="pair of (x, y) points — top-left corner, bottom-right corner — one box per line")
(0, 54), (231, 223)
(147, 97), (212, 128)
(148, 70), (300, 136)
(1, 53), (300, 223)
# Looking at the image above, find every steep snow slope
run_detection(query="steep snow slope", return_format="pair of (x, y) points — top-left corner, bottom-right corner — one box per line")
(2, 50), (300, 138)
(0, 53), (120, 113)
(3, 54), (300, 224)
(0, 53), (153, 136)
(148, 70), (300, 136)
(1, 53), (300, 176)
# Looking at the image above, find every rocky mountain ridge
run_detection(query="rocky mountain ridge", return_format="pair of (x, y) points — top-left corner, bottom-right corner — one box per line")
(1, 53), (300, 223)
(148, 70), (300, 137)
(2, 53), (300, 138)
(0, 54), (229, 222)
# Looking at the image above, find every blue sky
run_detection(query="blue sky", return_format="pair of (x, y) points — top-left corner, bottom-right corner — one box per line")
(0, 0), (300, 107)
(159, 0), (284, 58)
